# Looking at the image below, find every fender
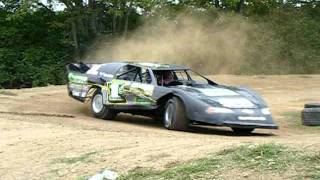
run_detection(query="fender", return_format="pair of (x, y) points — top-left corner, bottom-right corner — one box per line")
(236, 86), (267, 107)
(88, 84), (109, 104)
(170, 89), (202, 120)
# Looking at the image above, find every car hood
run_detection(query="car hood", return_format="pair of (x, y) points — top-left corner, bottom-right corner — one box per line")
(173, 84), (267, 109)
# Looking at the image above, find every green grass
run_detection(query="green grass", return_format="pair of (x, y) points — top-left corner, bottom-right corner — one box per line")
(282, 111), (302, 126)
(76, 176), (88, 180)
(53, 151), (97, 164)
(282, 111), (320, 131)
(220, 143), (296, 172)
(120, 143), (320, 180)
(119, 157), (222, 180)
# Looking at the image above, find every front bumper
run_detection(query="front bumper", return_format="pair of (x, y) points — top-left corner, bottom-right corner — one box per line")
(190, 108), (278, 129)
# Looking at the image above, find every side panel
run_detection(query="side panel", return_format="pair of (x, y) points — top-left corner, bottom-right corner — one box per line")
(67, 72), (91, 102)
(105, 79), (157, 106)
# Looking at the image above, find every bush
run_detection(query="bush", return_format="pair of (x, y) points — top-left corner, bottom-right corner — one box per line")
(0, 8), (70, 88)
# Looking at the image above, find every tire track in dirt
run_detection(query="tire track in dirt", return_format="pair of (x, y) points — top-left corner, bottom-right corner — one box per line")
(0, 111), (75, 118)
(1, 75), (320, 179)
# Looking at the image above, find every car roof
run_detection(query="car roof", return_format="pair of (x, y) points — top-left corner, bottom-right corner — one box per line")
(129, 62), (189, 70)
(98, 62), (128, 75)
(93, 61), (189, 75)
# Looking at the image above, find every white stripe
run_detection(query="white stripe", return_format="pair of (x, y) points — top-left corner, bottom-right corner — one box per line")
(238, 116), (266, 121)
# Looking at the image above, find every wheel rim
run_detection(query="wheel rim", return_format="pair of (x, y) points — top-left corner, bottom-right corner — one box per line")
(92, 94), (103, 113)
(164, 103), (174, 128)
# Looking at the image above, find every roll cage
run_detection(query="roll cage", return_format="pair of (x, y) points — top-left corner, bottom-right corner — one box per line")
(113, 64), (217, 86)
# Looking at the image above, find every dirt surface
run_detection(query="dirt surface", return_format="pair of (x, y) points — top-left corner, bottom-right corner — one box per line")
(1, 75), (320, 179)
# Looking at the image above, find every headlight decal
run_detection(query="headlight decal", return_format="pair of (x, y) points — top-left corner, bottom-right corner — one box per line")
(206, 107), (234, 114)
(261, 108), (271, 115)
(217, 97), (255, 108)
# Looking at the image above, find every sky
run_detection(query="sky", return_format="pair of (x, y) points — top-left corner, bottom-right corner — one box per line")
(41, 0), (67, 11)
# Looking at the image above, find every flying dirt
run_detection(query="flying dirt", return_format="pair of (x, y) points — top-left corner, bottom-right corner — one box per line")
(84, 14), (280, 74)
(1, 75), (320, 179)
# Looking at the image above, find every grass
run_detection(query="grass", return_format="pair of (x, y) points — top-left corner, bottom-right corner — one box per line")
(53, 151), (97, 164)
(120, 143), (320, 180)
(76, 176), (88, 180)
(282, 111), (302, 127)
(282, 111), (320, 131)
(0, 90), (17, 96)
(299, 75), (313, 79)
(119, 157), (222, 180)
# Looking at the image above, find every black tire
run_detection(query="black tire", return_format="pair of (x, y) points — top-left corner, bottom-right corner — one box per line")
(91, 89), (116, 120)
(163, 97), (189, 131)
(304, 103), (320, 109)
(302, 108), (320, 126)
(231, 128), (254, 134)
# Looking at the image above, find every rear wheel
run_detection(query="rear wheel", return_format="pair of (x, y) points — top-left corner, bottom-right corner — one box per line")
(163, 97), (189, 131)
(231, 128), (254, 134)
(91, 89), (116, 120)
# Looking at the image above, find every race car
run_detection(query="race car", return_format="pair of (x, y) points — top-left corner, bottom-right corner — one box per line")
(66, 62), (278, 133)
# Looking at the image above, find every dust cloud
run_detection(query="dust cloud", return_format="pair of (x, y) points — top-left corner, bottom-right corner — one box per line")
(84, 13), (269, 74)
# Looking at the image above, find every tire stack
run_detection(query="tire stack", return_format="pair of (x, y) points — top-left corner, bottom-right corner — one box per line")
(302, 103), (320, 126)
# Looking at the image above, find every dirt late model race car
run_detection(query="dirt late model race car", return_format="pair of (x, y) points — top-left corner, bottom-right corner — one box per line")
(67, 62), (278, 133)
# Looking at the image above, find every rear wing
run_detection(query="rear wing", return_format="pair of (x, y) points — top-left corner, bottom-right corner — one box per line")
(66, 63), (100, 102)
(66, 62), (100, 74)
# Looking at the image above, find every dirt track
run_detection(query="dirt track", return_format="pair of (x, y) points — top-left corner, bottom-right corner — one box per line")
(1, 75), (320, 179)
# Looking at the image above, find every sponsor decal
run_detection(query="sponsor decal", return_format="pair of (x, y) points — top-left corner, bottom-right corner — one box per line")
(130, 83), (154, 96)
(68, 73), (88, 84)
(108, 80), (128, 102)
(72, 91), (86, 97)
(123, 83), (156, 103)
(86, 64), (102, 75)
(106, 80), (156, 104)
(98, 72), (114, 78)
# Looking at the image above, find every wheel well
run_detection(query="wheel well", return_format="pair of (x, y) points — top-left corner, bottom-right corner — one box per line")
(87, 85), (102, 100)
(157, 93), (188, 114)
(157, 93), (174, 107)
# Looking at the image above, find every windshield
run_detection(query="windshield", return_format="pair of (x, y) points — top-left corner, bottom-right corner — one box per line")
(186, 70), (210, 84)
(153, 69), (213, 86)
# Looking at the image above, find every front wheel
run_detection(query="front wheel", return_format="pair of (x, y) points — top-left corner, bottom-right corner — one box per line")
(91, 89), (116, 120)
(163, 97), (189, 131)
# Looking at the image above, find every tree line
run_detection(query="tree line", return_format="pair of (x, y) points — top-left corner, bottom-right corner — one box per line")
(0, 0), (319, 88)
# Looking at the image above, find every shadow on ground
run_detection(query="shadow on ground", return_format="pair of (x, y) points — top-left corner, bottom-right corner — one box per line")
(113, 113), (275, 137)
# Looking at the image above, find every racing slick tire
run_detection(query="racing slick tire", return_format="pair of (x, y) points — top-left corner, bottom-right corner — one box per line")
(91, 89), (116, 120)
(302, 108), (320, 126)
(163, 97), (189, 131)
(231, 128), (254, 134)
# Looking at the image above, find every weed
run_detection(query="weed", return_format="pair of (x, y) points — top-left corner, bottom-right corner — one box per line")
(53, 151), (97, 164)
(120, 143), (320, 180)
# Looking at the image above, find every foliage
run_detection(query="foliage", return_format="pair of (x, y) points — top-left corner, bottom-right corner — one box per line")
(0, 0), (319, 88)
(0, 3), (71, 88)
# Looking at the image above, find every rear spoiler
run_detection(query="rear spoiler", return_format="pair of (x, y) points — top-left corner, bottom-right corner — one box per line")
(66, 62), (100, 74)
(66, 62), (91, 73)
(66, 62), (98, 103)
